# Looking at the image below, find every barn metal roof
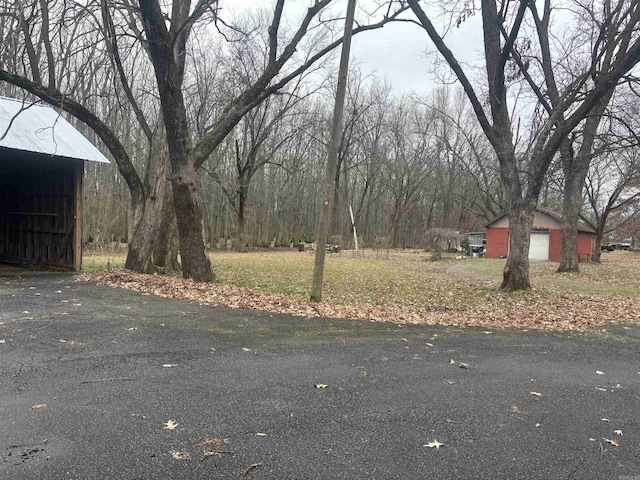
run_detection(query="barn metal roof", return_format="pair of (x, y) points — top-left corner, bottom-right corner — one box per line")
(0, 96), (109, 163)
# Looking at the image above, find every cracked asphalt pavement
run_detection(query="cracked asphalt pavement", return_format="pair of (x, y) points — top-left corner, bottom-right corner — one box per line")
(1, 272), (639, 479)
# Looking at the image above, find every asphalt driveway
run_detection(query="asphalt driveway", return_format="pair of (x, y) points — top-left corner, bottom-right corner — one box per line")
(1, 272), (639, 479)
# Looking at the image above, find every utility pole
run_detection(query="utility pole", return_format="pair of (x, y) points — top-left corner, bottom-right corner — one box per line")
(310, 0), (356, 302)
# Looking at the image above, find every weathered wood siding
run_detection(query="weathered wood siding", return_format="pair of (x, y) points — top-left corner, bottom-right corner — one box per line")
(0, 150), (83, 268)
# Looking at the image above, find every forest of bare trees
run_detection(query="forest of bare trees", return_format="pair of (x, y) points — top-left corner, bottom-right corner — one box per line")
(3, 0), (640, 292)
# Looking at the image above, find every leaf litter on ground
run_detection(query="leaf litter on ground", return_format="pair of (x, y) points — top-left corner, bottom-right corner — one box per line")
(79, 251), (640, 331)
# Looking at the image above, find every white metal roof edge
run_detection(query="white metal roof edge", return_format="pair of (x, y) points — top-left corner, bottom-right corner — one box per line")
(0, 96), (110, 164)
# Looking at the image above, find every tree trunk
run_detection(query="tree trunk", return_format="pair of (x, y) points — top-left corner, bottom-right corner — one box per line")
(310, 0), (355, 302)
(592, 215), (607, 264)
(125, 198), (158, 273)
(500, 201), (535, 291)
(235, 183), (248, 252)
(236, 210), (246, 253)
(138, 0), (212, 282)
(391, 211), (402, 249)
(557, 170), (583, 272)
(125, 130), (171, 273)
(152, 176), (181, 273)
(171, 158), (212, 281)
(558, 96), (610, 272)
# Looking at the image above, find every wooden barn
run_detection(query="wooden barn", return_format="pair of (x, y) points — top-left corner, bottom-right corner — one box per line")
(485, 208), (596, 262)
(0, 97), (109, 270)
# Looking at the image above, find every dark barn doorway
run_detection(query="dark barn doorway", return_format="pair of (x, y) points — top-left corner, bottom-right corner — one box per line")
(0, 97), (109, 270)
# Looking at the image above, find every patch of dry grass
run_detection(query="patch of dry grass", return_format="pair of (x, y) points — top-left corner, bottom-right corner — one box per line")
(82, 251), (126, 272)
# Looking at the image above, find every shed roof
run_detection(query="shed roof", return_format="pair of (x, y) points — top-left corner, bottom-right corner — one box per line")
(0, 96), (109, 163)
(486, 207), (596, 233)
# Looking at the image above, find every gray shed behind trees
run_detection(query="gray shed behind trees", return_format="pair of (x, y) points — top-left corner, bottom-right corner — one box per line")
(0, 96), (109, 270)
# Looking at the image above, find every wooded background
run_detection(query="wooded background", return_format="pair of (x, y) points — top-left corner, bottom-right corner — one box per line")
(2, 0), (640, 289)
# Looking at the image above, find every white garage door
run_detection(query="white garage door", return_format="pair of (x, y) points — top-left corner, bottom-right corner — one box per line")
(528, 232), (549, 261)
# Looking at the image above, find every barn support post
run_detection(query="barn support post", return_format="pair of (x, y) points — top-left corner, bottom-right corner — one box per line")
(73, 161), (83, 271)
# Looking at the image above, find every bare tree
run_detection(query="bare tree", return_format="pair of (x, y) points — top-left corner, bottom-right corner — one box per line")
(311, 0), (357, 303)
(585, 146), (640, 262)
(407, 0), (640, 291)
(204, 93), (313, 251)
(1, 0), (409, 281)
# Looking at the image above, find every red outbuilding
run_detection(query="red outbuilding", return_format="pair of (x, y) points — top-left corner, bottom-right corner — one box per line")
(485, 208), (596, 262)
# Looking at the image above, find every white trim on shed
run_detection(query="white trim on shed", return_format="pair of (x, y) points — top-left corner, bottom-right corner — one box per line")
(0, 96), (109, 163)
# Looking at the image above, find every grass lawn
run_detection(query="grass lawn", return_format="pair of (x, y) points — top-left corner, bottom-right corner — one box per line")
(81, 249), (640, 329)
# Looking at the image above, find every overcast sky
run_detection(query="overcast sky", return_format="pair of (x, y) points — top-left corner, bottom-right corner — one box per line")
(350, 12), (485, 94)
(228, 0), (486, 96)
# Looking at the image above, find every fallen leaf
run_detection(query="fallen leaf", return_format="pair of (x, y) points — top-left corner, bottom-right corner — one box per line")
(614, 430), (623, 436)
(423, 440), (444, 449)
(197, 437), (231, 458)
(163, 420), (178, 430)
(242, 463), (263, 476)
(596, 370), (605, 375)
(79, 257), (640, 334)
(162, 364), (178, 368)
(602, 438), (619, 447)
(314, 384), (328, 389)
(459, 362), (470, 369)
(170, 450), (190, 461)
(32, 404), (47, 409)
(529, 391), (542, 397)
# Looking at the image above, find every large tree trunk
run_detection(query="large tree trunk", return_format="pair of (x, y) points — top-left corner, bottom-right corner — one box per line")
(500, 201), (535, 291)
(558, 96), (610, 272)
(557, 170), (584, 272)
(171, 157), (212, 281)
(138, 0), (212, 282)
(152, 176), (181, 273)
(125, 130), (172, 273)
(125, 198), (159, 273)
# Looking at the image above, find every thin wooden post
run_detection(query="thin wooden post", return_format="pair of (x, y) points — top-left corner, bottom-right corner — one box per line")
(73, 161), (83, 270)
